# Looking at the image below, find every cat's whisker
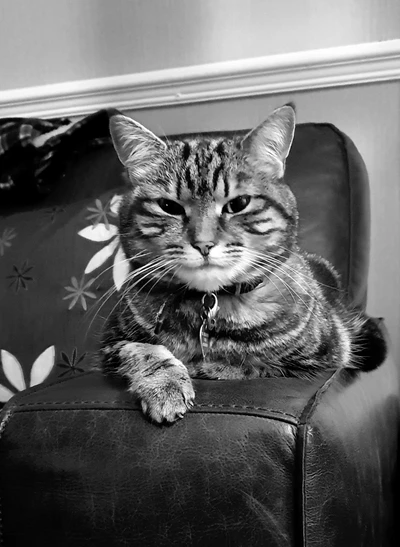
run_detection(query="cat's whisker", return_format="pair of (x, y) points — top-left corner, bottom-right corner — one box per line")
(260, 260), (318, 304)
(259, 266), (317, 318)
(245, 257), (317, 318)
(246, 249), (316, 302)
(253, 265), (315, 322)
(266, 244), (341, 291)
(94, 256), (164, 312)
(85, 260), (134, 325)
(143, 263), (179, 300)
(84, 250), (152, 331)
(86, 250), (149, 287)
(119, 261), (175, 318)
(244, 259), (298, 306)
(243, 260), (292, 306)
(126, 260), (173, 293)
(169, 264), (183, 285)
(132, 260), (177, 298)
(85, 281), (123, 335)
(115, 259), (171, 315)
(88, 257), (168, 331)
(120, 261), (176, 319)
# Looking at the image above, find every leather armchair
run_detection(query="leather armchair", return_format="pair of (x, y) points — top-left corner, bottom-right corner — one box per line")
(0, 119), (398, 546)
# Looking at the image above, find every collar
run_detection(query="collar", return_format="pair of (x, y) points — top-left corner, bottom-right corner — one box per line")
(129, 267), (265, 299)
(181, 276), (265, 299)
(153, 276), (265, 335)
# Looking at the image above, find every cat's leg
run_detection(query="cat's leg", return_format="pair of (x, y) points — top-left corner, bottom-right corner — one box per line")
(188, 356), (288, 379)
(105, 341), (195, 423)
(187, 360), (251, 380)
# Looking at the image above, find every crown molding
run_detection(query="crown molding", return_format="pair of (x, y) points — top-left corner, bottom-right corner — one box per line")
(1, 40), (399, 119)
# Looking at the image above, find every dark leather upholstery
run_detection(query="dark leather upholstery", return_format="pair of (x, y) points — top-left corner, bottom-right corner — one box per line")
(0, 122), (398, 546)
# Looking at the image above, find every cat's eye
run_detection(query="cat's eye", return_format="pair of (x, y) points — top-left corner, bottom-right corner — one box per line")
(223, 195), (251, 214)
(158, 199), (185, 216)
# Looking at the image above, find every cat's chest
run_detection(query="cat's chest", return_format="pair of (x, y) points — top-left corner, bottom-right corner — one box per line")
(125, 292), (282, 361)
(132, 292), (279, 331)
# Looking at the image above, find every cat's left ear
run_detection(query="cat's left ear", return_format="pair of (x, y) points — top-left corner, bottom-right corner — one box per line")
(241, 104), (296, 179)
(109, 114), (167, 181)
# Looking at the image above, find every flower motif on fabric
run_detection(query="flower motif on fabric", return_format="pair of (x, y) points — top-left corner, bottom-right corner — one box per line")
(63, 275), (97, 310)
(0, 227), (17, 256)
(0, 346), (55, 403)
(7, 260), (34, 292)
(79, 194), (129, 290)
(57, 347), (87, 377)
(86, 198), (116, 229)
(43, 206), (65, 223)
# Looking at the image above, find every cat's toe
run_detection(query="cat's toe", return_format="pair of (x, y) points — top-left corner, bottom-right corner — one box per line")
(141, 382), (195, 424)
(183, 388), (195, 409)
(141, 396), (188, 424)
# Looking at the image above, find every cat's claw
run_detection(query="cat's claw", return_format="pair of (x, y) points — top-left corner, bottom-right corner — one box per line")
(139, 377), (195, 424)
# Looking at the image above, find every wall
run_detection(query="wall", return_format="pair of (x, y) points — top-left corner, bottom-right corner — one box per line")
(0, 0), (400, 91)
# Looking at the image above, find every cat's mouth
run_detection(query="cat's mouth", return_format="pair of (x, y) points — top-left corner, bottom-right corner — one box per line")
(183, 260), (224, 270)
(175, 261), (239, 292)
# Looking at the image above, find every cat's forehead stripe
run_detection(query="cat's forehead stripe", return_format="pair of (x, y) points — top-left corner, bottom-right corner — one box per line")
(174, 137), (232, 199)
(182, 141), (192, 161)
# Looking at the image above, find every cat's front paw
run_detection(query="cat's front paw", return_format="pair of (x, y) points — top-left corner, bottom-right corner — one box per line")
(139, 360), (195, 423)
(141, 380), (194, 423)
(118, 343), (195, 424)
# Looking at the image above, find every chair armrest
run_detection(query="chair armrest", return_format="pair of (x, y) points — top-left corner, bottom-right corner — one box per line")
(0, 350), (398, 546)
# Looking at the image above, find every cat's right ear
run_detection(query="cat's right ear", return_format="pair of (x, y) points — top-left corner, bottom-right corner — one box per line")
(109, 114), (167, 180)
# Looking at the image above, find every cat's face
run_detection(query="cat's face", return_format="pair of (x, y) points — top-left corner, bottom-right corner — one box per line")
(111, 106), (298, 292)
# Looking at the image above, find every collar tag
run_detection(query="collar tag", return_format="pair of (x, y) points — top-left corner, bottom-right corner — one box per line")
(199, 292), (219, 360)
(199, 320), (210, 360)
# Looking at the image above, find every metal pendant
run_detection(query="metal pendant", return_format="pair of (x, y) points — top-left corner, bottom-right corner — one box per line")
(199, 292), (219, 360)
(199, 320), (210, 360)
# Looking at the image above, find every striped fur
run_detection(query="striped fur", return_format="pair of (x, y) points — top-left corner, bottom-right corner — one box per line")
(101, 105), (386, 423)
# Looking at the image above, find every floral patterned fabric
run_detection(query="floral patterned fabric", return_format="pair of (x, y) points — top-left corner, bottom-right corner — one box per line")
(0, 124), (128, 405)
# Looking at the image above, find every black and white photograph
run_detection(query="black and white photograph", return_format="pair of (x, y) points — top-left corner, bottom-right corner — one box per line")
(0, 1), (399, 545)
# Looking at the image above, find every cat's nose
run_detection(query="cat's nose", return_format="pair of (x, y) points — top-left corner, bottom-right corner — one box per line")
(192, 241), (215, 257)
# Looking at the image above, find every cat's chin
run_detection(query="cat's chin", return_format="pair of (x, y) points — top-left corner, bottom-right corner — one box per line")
(177, 266), (233, 293)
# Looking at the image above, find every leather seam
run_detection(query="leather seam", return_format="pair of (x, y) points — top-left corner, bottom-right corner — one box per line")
(10, 400), (298, 419)
(297, 368), (342, 547)
(0, 372), (94, 407)
(298, 369), (341, 425)
(8, 402), (300, 426)
(194, 403), (298, 418)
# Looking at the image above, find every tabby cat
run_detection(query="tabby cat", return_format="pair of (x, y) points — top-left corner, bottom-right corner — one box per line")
(101, 104), (386, 423)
